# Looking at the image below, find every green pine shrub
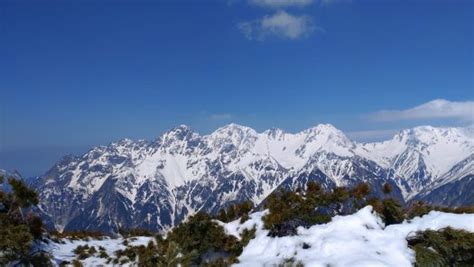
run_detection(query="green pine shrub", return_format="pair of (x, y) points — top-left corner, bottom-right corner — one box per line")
(0, 175), (51, 265)
(99, 250), (109, 259)
(262, 182), (375, 237)
(382, 182), (393, 195)
(166, 212), (240, 265)
(0, 224), (34, 264)
(408, 227), (474, 266)
(406, 201), (474, 220)
(50, 230), (106, 241)
(216, 200), (254, 223)
(117, 212), (254, 266)
(73, 244), (95, 260)
(381, 198), (405, 225)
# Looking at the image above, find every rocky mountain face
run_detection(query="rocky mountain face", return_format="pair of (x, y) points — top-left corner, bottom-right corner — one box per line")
(27, 124), (473, 233)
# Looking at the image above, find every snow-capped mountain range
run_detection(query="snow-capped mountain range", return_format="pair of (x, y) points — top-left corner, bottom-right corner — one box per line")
(27, 124), (473, 233)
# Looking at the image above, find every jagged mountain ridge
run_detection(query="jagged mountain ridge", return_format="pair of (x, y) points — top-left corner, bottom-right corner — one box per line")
(31, 124), (473, 233)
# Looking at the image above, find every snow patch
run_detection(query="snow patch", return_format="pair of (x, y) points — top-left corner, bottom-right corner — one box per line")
(49, 236), (153, 266)
(229, 206), (474, 267)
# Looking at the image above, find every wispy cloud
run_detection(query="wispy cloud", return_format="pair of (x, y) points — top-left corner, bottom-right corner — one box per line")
(209, 113), (233, 120)
(249, 0), (314, 8)
(238, 11), (318, 40)
(368, 99), (474, 122)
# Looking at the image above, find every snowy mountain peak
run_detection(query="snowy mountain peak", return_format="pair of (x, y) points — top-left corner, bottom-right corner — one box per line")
(300, 124), (355, 154)
(395, 125), (473, 144)
(158, 125), (199, 148)
(213, 123), (257, 136)
(33, 123), (473, 233)
(305, 123), (339, 132)
(207, 123), (258, 151)
(304, 124), (350, 140)
(162, 124), (195, 138)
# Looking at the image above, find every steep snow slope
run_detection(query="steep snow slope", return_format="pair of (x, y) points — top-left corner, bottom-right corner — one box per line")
(357, 126), (474, 197)
(360, 126), (473, 176)
(32, 124), (473, 233)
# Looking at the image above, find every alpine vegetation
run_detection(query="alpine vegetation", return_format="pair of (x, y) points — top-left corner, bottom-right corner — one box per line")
(2, 172), (474, 266)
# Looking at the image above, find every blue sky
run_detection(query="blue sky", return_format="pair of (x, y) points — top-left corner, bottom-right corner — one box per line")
(1, 0), (473, 176)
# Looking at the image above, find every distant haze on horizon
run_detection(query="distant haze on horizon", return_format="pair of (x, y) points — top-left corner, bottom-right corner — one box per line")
(1, 0), (473, 176)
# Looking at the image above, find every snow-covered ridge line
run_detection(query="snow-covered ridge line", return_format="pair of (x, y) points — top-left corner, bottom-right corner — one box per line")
(34, 123), (473, 233)
(61, 123), (472, 193)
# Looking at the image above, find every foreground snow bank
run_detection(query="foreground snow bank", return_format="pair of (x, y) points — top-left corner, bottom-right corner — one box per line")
(47, 206), (473, 267)
(48, 236), (153, 266)
(223, 206), (474, 267)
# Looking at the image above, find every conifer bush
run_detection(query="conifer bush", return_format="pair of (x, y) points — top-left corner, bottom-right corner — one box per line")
(0, 175), (50, 265)
(408, 227), (474, 266)
(381, 198), (405, 225)
(50, 230), (106, 241)
(260, 181), (454, 235)
(73, 244), (96, 260)
(406, 201), (474, 220)
(0, 224), (34, 263)
(216, 200), (254, 223)
(116, 211), (255, 266)
(382, 182), (393, 195)
(166, 212), (240, 265)
(262, 182), (374, 237)
(98, 250), (109, 259)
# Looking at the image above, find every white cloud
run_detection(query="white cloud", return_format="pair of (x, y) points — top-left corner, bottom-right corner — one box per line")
(209, 113), (233, 120)
(249, 0), (314, 8)
(369, 99), (474, 122)
(238, 11), (317, 40)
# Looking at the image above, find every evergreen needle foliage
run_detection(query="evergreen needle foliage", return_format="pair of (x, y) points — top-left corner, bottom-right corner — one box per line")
(2, 171), (474, 266)
(0, 175), (50, 265)
(408, 227), (474, 266)
(110, 211), (256, 266)
(216, 200), (254, 223)
(262, 181), (375, 237)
